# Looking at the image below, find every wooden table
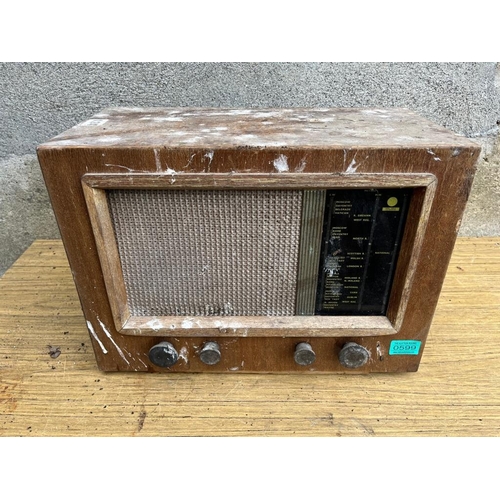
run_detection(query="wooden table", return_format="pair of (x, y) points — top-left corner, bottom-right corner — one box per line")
(1, 238), (499, 436)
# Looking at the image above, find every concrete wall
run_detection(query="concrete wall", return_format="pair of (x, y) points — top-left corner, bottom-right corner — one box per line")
(1, 62), (499, 275)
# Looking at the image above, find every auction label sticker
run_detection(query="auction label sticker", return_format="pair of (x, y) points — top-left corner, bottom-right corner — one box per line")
(389, 340), (421, 355)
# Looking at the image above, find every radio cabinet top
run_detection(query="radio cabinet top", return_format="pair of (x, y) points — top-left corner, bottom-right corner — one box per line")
(39, 106), (478, 150)
(37, 108), (480, 373)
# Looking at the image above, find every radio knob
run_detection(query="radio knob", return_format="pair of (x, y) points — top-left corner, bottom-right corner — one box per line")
(199, 341), (221, 365)
(339, 342), (370, 369)
(294, 342), (316, 366)
(148, 341), (179, 367)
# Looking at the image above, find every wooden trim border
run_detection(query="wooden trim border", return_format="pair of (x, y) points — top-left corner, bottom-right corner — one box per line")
(122, 315), (395, 337)
(83, 172), (437, 190)
(82, 182), (131, 330)
(81, 172), (437, 337)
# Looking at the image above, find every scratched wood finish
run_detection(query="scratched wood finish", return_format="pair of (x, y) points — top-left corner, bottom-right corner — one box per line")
(37, 107), (480, 372)
(1, 239), (499, 436)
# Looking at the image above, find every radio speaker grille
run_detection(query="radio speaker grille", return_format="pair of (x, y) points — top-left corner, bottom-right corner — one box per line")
(107, 189), (303, 316)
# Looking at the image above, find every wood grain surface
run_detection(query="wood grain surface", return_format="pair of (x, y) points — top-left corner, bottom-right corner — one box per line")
(1, 238), (499, 436)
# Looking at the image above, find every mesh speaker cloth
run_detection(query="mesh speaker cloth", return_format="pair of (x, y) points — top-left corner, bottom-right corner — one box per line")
(107, 189), (303, 316)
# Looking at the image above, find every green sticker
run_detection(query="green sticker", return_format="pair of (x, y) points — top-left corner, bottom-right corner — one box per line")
(389, 340), (421, 355)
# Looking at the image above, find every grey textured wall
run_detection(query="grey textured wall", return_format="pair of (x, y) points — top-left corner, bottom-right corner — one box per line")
(1, 62), (499, 275)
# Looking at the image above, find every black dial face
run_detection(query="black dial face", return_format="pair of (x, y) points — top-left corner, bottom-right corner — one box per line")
(315, 188), (411, 316)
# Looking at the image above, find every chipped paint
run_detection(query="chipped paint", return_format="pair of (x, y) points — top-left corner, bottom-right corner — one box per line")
(376, 342), (384, 361)
(361, 109), (391, 117)
(346, 159), (358, 173)
(49, 139), (84, 146)
(146, 318), (162, 331)
(181, 319), (194, 329)
(138, 358), (148, 368)
(97, 318), (130, 365)
(211, 319), (245, 332)
(273, 154), (289, 172)
(184, 153), (196, 169)
(253, 111), (279, 118)
(93, 135), (121, 144)
(227, 109), (252, 115)
(139, 116), (183, 122)
(86, 321), (108, 354)
(79, 118), (108, 127)
(427, 149), (442, 161)
(204, 150), (214, 169)
(178, 346), (188, 363)
(235, 134), (258, 142)
(295, 158), (306, 172)
(154, 149), (162, 172)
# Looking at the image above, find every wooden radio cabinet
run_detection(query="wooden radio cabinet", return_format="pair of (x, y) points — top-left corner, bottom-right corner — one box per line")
(37, 107), (480, 373)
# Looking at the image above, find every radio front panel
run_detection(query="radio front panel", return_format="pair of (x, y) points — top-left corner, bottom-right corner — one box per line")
(37, 107), (480, 373)
(100, 187), (411, 317)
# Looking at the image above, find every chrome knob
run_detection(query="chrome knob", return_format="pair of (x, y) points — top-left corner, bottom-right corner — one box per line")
(148, 341), (179, 367)
(199, 341), (221, 365)
(294, 342), (316, 366)
(339, 342), (370, 369)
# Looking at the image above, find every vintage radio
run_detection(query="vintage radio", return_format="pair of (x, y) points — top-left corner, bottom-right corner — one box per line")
(37, 107), (480, 373)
